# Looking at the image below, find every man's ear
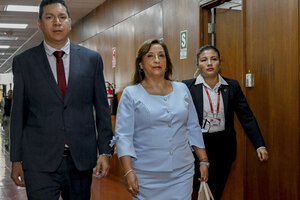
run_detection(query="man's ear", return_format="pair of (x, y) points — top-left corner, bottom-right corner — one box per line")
(69, 18), (72, 30)
(37, 19), (41, 30)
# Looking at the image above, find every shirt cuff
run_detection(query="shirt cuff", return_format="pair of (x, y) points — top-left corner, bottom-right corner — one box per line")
(256, 146), (266, 151)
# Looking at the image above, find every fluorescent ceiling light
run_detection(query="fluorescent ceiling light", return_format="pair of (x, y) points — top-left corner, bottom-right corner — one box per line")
(5, 5), (39, 12)
(0, 52), (12, 55)
(0, 36), (18, 40)
(0, 45), (10, 49)
(0, 23), (28, 29)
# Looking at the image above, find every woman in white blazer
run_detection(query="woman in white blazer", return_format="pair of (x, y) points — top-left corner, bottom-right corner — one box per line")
(116, 39), (209, 200)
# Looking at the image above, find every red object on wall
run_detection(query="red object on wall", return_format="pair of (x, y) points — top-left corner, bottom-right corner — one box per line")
(107, 85), (113, 112)
(106, 82), (117, 115)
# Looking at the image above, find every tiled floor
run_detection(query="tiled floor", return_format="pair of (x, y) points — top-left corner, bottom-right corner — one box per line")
(0, 130), (132, 200)
(0, 129), (27, 200)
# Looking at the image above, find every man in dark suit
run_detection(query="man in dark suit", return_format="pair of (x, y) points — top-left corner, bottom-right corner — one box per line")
(10, 0), (114, 199)
(183, 45), (268, 200)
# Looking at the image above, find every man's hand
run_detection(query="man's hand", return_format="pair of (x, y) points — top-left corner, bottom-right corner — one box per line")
(257, 148), (269, 162)
(11, 162), (25, 187)
(94, 154), (110, 179)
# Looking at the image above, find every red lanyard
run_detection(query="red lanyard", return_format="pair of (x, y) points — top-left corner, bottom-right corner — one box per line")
(204, 85), (221, 116)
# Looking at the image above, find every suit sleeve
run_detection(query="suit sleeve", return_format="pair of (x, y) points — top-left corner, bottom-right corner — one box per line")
(233, 80), (266, 149)
(10, 57), (26, 162)
(93, 54), (114, 155)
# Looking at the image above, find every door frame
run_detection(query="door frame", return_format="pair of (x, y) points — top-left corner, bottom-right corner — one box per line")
(199, 0), (231, 46)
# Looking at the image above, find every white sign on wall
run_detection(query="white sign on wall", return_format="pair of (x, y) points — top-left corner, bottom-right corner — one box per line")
(180, 30), (187, 59)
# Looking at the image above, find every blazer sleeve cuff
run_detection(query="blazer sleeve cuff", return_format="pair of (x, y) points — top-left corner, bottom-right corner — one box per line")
(116, 137), (137, 159)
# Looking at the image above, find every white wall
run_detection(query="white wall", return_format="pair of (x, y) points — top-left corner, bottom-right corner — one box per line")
(0, 73), (13, 85)
(0, 73), (13, 91)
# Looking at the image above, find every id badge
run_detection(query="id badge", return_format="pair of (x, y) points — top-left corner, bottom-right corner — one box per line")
(202, 119), (211, 132)
(209, 117), (221, 127)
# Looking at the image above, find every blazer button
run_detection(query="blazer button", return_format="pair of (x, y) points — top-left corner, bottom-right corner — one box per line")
(60, 127), (65, 131)
(64, 106), (67, 110)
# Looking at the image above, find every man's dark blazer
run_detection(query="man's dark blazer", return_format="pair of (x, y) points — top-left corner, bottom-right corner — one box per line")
(183, 77), (265, 160)
(10, 42), (114, 172)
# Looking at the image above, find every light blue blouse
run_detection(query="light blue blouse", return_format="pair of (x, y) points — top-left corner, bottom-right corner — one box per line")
(116, 81), (205, 172)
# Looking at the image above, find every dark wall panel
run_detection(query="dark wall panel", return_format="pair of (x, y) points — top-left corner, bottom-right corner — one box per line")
(71, 0), (161, 43)
(69, 19), (83, 44)
(245, 0), (299, 199)
(134, 3), (163, 51)
(79, 29), (115, 85)
(113, 18), (136, 91)
(162, 0), (200, 81)
(112, 0), (161, 24)
(93, 0), (114, 34)
(97, 28), (115, 85)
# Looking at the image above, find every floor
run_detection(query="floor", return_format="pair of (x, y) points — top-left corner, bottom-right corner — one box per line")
(0, 129), (132, 200)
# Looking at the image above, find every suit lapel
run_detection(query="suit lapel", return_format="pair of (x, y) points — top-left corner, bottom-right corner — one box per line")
(221, 85), (229, 117)
(191, 83), (204, 126)
(64, 43), (80, 104)
(36, 43), (64, 102)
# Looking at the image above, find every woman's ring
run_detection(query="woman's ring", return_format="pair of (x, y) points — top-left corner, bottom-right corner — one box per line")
(129, 187), (133, 190)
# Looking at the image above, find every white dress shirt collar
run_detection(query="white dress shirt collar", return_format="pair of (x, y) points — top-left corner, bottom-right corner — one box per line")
(195, 73), (228, 92)
(44, 39), (70, 56)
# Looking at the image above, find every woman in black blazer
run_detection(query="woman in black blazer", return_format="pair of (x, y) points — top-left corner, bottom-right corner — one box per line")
(183, 45), (269, 200)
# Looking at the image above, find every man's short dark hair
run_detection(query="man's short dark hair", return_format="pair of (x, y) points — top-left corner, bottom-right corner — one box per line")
(39, 0), (70, 19)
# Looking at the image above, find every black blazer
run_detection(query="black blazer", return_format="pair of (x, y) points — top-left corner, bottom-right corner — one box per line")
(10, 42), (114, 172)
(183, 77), (265, 160)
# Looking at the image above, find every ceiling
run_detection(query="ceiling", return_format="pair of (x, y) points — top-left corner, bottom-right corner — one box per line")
(216, 0), (242, 10)
(0, 0), (106, 73)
